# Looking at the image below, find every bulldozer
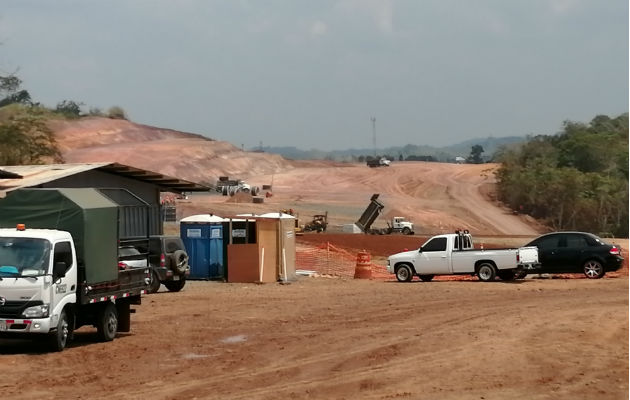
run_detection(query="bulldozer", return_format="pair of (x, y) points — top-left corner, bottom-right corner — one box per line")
(303, 212), (328, 233)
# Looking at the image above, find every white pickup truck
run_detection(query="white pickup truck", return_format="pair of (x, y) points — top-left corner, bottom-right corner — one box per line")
(387, 231), (539, 282)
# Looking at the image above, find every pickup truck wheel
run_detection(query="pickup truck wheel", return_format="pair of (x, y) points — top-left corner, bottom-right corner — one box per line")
(419, 275), (434, 282)
(97, 303), (118, 342)
(171, 250), (189, 275)
(497, 270), (515, 281)
(395, 264), (413, 282)
(402, 227), (411, 235)
(49, 309), (70, 352)
(583, 260), (605, 279)
(477, 263), (496, 282)
(514, 270), (528, 279)
(164, 278), (186, 292)
(148, 269), (161, 293)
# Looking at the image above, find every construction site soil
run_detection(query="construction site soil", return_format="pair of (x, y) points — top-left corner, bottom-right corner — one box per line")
(1, 278), (627, 400)
(0, 117), (626, 399)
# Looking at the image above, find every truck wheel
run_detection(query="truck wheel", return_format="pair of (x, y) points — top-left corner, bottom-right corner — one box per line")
(402, 227), (411, 235)
(395, 264), (413, 282)
(477, 263), (496, 282)
(164, 278), (186, 292)
(497, 270), (515, 281)
(419, 275), (434, 282)
(49, 309), (71, 352)
(171, 250), (189, 275)
(583, 260), (605, 279)
(514, 270), (528, 279)
(148, 269), (161, 293)
(97, 303), (118, 342)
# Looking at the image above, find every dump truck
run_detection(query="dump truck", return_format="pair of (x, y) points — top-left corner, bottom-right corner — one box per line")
(366, 157), (391, 168)
(355, 194), (414, 235)
(0, 188), (150, 351)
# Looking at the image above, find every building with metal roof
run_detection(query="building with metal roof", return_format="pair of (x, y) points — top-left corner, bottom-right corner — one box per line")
(0, 162), (210, 234)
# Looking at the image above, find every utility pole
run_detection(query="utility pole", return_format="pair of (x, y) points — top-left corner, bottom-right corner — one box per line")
(371, 117), (376, 157)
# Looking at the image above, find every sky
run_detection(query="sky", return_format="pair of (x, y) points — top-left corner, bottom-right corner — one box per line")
(1, 0), (627, 151)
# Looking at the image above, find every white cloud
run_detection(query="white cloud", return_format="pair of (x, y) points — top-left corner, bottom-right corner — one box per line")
(310, 20), (328, 37)
(549, 0), (580, 14)
(336, 0), (394, 34)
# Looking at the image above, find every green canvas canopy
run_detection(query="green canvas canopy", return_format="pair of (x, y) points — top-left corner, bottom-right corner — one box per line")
(0, 188), (119, 283)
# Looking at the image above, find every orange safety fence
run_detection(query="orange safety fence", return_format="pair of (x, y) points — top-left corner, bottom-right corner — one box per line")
(296, 242), (391, 280)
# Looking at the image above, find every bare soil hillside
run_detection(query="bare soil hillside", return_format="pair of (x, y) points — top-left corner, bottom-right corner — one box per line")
(49, 117), (543, 235)
(49, 117), (294, 184)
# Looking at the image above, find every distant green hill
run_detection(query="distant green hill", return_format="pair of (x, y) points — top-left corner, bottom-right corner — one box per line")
(258, 136), (526, 162)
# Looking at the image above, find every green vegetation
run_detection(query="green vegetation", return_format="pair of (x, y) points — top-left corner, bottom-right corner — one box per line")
(467, 144), (484, 164)
(495, 114), (629, 237)
(0, 73), (128, 165)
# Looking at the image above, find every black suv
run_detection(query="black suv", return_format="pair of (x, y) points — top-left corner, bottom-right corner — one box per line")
(147, 235), (190, 292)
(525, 232), (623, 279)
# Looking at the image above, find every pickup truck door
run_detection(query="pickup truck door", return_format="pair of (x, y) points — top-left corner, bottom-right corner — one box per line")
(414, 237), (450, 274)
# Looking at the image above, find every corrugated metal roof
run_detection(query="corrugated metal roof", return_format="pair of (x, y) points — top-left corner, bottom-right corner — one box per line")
(0, 162), (210, 197)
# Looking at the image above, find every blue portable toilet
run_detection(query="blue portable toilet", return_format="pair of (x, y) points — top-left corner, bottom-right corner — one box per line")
(180, 214), (226, 279)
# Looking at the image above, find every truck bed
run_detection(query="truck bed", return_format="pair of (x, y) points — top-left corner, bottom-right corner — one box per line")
(79, 267), (148, 304)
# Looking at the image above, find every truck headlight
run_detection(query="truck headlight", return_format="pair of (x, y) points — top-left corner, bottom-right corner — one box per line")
(22, 304), (50, 318)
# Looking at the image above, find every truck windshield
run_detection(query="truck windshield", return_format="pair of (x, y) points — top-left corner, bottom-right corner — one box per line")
(0, 238), (51, 277)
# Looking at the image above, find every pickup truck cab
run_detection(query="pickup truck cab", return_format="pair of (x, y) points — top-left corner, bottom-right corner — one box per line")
(387, 231), (539, 282)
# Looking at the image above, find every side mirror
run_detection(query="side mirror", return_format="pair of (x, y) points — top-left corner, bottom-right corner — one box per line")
(53, 261), (67, 280)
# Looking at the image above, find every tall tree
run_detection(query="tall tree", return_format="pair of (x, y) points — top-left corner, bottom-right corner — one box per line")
(467, 144), (484, 164)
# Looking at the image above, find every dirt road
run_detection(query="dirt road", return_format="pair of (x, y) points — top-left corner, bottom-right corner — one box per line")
(1, 277), (626, 399)
(181, 161), (541, 236)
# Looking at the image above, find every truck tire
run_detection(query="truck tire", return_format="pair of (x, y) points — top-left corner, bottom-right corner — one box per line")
(148, 269), (161, 293)
(48, 309), (71, 352)
(395, 264), (414, 282)
(583, 260), (605, 279)
(164, 278), (186, 292)
(419, 275), (434, 282)
(97, 303), (118, 342)
(477, 263), (496, 282)
(402, 227), (411, 235)
(116, 302), (131, 333)
(497, 270), (516, 281)
(171, 250), (189, 275)
(514, 270), (528, 279)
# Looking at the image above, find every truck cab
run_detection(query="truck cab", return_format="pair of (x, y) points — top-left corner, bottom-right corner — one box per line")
(0, 227), (76, 337)
(390, 217), (414, 235)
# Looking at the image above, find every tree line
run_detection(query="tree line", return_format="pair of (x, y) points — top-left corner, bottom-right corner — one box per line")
(495, 114), (628, 237)
(0, 73), (127, 165)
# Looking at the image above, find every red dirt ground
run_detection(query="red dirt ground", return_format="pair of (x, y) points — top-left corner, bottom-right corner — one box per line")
(1, 117), (624, 399)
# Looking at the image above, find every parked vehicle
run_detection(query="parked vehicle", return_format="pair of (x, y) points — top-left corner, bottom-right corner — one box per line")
(215, 176), (260, 196)
(385, 217), (414, 235)
(366, 157), (391, 168)
(146, 235), (189, 293)
(118, 245), (148, 270)
(387, 231), (539, 282)
(355, 194), (414, 235)
(0, 188), (150, 351)
(524, 232), (623, 279)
